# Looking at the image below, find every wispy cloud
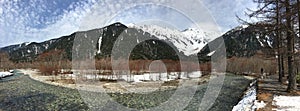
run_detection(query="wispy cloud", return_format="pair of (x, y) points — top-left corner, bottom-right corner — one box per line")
(0, 0), (95, 47)
(201, 0), (257, 32)
(0, 0), (257, 47)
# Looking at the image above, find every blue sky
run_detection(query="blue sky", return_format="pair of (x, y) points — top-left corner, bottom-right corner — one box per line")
(0, 0), (257, 47)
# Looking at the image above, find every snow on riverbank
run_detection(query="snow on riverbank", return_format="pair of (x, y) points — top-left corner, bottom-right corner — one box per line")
(73, 71), (202, 82)
(273, 95), (300, 111)
(17, 69), (204, 93)
(0, 71), (14, 78)
(232, 79), (266, 111)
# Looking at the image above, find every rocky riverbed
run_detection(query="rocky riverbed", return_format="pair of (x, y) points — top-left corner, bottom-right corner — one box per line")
(0, 70), (253, 111)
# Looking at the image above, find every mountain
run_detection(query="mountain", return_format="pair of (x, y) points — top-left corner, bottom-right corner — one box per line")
(73, 23), (182, 60)
(128, 24), (209, 56)
(0, 33), (75, 62)
(1, 22), (278, 63)
(0, 22), (210, 62)
(0, 42), (32, 54)
(198, 25), (275, 61)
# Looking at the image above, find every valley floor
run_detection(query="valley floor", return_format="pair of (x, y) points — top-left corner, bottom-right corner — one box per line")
(0, 70), (252, 111)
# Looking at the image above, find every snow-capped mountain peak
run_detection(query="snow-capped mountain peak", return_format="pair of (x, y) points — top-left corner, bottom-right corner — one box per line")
(126, 23), (136, 28)
(24, 42), (32, 46)
(128, 24), (209, 56)
(182, 28), (207, 43)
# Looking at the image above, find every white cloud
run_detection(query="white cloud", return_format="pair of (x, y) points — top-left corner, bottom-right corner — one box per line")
(201, 0), (257, 32)
(0, 0), (257, 47)
(0, 0), (96, 47)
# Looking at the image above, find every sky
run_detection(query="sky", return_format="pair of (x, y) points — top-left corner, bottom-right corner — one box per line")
(0, 0), (257, 47)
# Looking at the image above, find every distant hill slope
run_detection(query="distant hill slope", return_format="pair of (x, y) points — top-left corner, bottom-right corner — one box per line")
(198, 25), (276, 61)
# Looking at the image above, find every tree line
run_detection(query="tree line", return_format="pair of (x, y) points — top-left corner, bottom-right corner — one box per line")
(244, 0), (300, 92)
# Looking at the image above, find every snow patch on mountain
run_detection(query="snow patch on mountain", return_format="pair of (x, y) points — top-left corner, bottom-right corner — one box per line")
(128, 24), (209, 56)
(207, 50), (216, 56)
(97, 37), (102, 54)
(242, 25), (249, 29)
(24, 42), (31, 46)
(256, 35), (264, 47)
(233, 25), (249, 32)
(182, 28), (209, 54)
(265, 35), (273, 48)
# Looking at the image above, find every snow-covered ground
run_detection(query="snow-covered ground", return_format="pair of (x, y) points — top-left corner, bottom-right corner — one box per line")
(273, 95), (300, 111)
(73, 71), (202, 82)
(0, 71), (14, 78)
(232, 86), (257, 111)
(232, 79), (266, 111)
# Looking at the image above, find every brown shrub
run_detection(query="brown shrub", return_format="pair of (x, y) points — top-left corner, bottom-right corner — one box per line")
(99, 78), (118, 82)
(38, 63), (60, 76)
(227, 57), (277, 74)
(95, 58), (211, 74)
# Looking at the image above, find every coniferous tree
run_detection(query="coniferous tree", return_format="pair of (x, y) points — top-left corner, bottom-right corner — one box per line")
(285, 0), (297, 92)
(246, 0), (298, 91)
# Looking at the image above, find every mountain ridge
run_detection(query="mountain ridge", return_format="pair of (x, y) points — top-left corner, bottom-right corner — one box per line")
(0, 22), (277, 62)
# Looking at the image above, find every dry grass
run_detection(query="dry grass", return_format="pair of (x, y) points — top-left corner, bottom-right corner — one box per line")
(257, 92), (275, 111)
(98, 78), (118, 82)
(257, 92), (273, 101)
(162, 80), (179, 86)
(96, 58), (210, 73)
